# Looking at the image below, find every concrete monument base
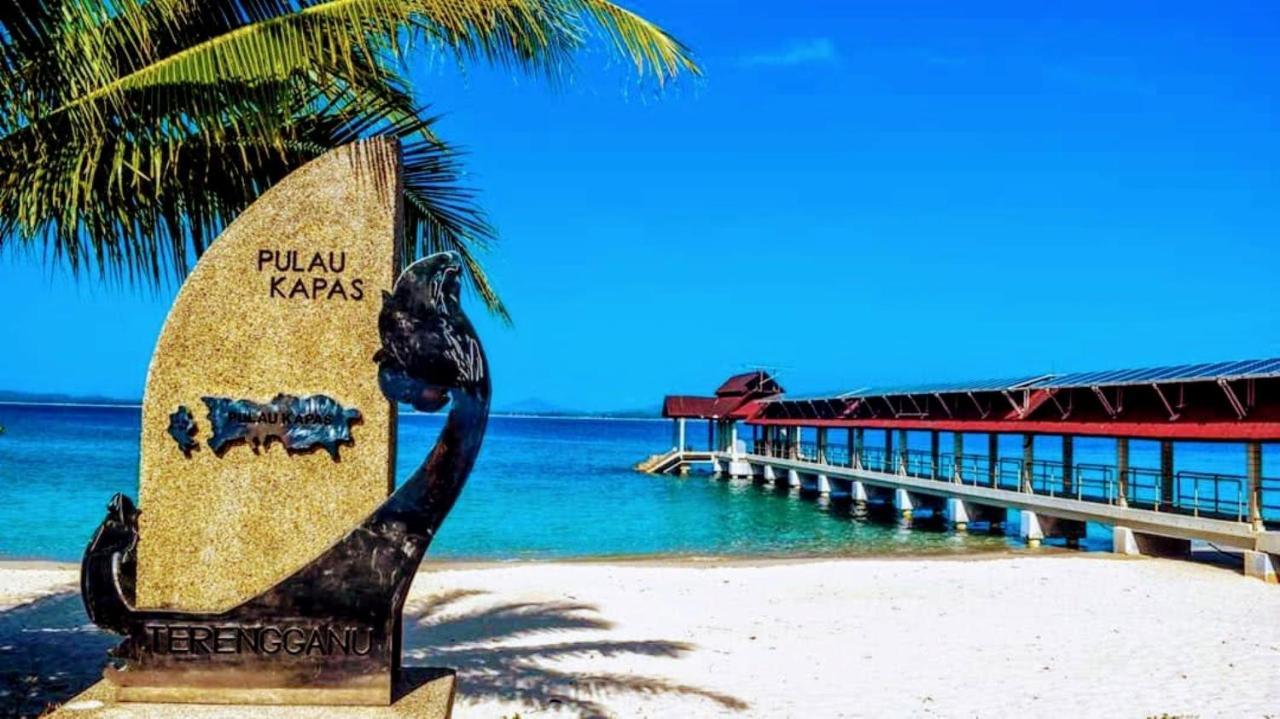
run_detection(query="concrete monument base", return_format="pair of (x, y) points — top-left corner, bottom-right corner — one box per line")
(46, 668), (455, 718)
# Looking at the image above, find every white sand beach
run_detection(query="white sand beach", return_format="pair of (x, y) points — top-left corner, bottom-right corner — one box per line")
(2, 555), (1278, 718)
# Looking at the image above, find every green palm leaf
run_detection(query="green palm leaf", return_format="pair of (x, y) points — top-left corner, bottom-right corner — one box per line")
(0, 0), (697, 319)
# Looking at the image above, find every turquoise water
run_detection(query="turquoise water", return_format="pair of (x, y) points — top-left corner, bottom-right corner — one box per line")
(0, 404), (1268, 562)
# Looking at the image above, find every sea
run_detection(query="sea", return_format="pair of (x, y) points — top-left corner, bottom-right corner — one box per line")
(0, 403), (1271, 563)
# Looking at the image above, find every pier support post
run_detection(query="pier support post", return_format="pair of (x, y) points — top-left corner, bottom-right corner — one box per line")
(1021, 434), (1034, 492)
(948, 500), (1006, 532)
(786, 468), (800, 489)
(883, 430), (894, 473)
(1247, 442), (1263, 531)
(850, 480), (869, 518)
(1243, 550), (1278, 584)
(1062, 435), (1074, 496)
(1020, 511), (1085, 548)
(1116, 438), (1130, 507)
(816, 474), (831, 495)
(896, 429), (908, 473)
(762, 464), (777, 482)
(947, 497), (970, 531)
(930, 431), (940, 479)
(988, 433), (998, 488)
(1111, 527), (1191, 558)
(1160, 440), (1175, 508)
(894, 488), (913, 520)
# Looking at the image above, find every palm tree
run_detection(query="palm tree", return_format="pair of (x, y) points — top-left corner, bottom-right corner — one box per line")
(0, 1), (696, 320)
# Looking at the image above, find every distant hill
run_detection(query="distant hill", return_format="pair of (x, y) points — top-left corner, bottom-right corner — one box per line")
(493, 397), (659, 419)
(0, 389), (138, 406)
(0, 389), (662, 419)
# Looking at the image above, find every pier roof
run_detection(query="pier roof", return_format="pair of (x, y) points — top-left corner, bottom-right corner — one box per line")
(744, 358), (1280, 440)
(663, 371), (784, 419)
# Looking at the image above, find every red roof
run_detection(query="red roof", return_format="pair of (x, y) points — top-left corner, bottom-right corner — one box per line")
(663, 395), (759, 419)
(730, 399), (766, 420)
(664, 372), (784, 418)
(715, 371), (782, 397)
(663, 396), (719, 418)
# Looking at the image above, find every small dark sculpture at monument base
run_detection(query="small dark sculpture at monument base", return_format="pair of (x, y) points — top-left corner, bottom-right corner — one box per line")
(80, 252), (489, 705)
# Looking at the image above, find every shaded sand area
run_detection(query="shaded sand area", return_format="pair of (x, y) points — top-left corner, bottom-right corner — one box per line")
(2, 556), (1277, 718)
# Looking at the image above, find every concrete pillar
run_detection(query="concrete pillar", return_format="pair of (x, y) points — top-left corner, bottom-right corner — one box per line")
(894, 488), (914, 520)
(988, 433), (999, 488)
(1020, 511), (1086, 548)
(1116, 438), (1130, 507)
(896, 429), (908, 473)
(953, 432), (964, 483)
(762, 464), (777, 482)
(850, 480), (868, 502)
(929, 430), (940, 479)
(1247, 441), (1263, 531)
(1021, 434), (1034, 492)
(883, 429), (894, 473)
(1160, 440), (1175, 508)
(1243, 550), (1278, 584)
(1111, 527), (1191, 558)
(948, 500), (1006, 531)
(850, 480), (869, 518)
(816, 473), (831, 495)
(786, 468), (800, 488)
(947, 497), (970, 531)
(1062, 435), (1075, 497)
(678, 418), (687, 451)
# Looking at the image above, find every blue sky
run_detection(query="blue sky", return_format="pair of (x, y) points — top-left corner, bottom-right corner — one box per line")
(2, 0), (1278, 411)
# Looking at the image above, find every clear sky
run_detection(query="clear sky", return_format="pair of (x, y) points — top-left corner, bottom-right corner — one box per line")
(2, 0), (1278, 412)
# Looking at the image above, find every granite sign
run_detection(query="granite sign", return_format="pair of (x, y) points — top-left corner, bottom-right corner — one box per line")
(74, 138), (489, 712)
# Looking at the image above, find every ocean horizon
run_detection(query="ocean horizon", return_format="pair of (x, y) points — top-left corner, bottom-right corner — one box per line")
(0, 403), (1269, 564)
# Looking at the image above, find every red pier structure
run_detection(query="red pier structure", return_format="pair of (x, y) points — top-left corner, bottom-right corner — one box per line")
(657, 359), (1280, 582)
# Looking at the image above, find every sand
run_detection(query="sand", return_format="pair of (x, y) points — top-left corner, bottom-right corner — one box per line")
(2, 555), (1277, 718)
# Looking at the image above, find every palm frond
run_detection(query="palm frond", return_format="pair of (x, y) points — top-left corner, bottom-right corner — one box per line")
(0, 0), (697, 320)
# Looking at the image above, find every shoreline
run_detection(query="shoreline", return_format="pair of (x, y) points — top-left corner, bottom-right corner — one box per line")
(3, 553), (1276, 717)
(0, 544), (1098, 574)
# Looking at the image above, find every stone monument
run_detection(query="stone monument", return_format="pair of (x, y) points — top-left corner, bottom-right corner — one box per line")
(57, 138), (490, 716)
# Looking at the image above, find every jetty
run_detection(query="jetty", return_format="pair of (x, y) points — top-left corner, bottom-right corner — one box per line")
(641, 363), (1280, 583)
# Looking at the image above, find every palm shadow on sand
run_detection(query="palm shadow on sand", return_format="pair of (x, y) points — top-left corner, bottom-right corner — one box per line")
(0, 592), (115, 719)
(0, 589), (747, 719)
(402, 589), (748, 719)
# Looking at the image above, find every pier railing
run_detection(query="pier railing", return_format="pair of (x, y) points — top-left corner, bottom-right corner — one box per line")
(741, 443), (1275, 526)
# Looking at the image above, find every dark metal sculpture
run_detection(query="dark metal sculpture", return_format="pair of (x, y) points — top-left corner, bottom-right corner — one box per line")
(165, 407), (198, 456)
(80, 252), (489, 700)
